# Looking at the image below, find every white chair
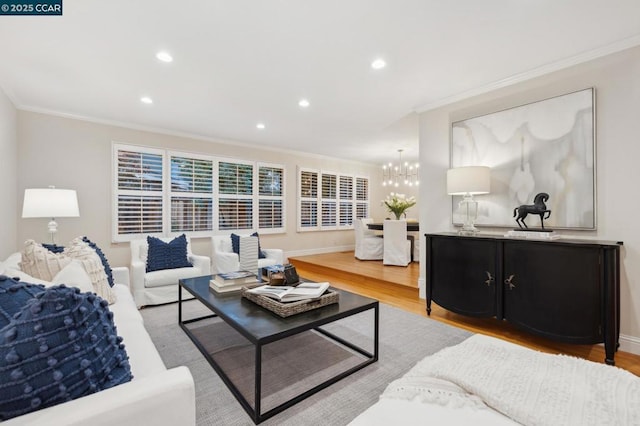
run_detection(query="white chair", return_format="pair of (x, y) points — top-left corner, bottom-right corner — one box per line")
(383, 219), (412, 266)
(211, 234), (284, 274)
(354, 218), (383, 260)
(130, 236), (211, 308)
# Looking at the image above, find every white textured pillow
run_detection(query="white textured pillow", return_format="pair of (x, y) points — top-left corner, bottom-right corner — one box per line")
(52, 260), (94, 294)
(1, 252), (22, 272)
(19, 240), (72, 281)
(64, 238), (117, 304)
(4, 267), (51, 286)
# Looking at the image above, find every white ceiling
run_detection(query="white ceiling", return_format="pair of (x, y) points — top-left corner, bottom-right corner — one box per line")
(1, 0), (640, 165)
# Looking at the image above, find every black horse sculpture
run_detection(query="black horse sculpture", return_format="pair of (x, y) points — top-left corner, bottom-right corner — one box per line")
(513, 192), (551, 229)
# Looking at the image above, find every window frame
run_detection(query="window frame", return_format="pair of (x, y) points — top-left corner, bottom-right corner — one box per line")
(112, 143), (287, 242)
(297, 166), (369, 232)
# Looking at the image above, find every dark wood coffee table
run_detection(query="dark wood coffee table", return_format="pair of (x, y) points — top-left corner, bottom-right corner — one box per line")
(178, 275), (379, 424)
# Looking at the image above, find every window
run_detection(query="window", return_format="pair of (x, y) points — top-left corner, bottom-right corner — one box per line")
(299, 169), (318, 230)
(114, 147), (165, 237)
(113, 143), (285, 241)
(321, 173), (337, 228)
(297, 167), (369, 232)
(356, 177), (369, 219)
(258, 164), (285, 231)
(170, 154), (213, 233)
(218, 161), (253, 230)
(339, 175), (354, 227)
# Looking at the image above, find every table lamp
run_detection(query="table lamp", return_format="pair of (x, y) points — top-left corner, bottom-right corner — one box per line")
(447, 166), (490, 235)
(22, 186), (80, 243)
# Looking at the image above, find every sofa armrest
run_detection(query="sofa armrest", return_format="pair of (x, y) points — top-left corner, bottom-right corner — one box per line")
(111, 266), (130, 288)
(4, 366), (195, 426)
(131, 259), (147, 295)
(263, 248), (284, 265)
(188, 254), (211, 275)
(211, 252), (239, 274)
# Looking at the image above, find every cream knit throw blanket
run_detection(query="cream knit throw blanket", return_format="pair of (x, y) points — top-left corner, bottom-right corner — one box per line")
(382, 335), (640, 425)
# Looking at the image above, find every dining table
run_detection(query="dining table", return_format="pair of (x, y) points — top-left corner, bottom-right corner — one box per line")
(367, 222), (419, 262)
(366, 222), (419, 232)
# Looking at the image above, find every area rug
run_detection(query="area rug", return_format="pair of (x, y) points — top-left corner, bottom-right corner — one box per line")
(140, 300), (472, 425)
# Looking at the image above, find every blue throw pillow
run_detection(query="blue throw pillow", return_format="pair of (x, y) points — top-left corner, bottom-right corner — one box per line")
(0, 276), (45, 330)
(82, 237), (115, 287)
(0, 284), (132, 420)
(230, 232), (266, 259)
(146, 234), (192, 273)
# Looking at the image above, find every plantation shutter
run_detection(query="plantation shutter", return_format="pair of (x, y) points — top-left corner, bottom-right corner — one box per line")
(355, 177), (369, 219)
(339, 175), (354, 227)
(258, 164), (284, 231)
(218, 161), (253, 230)
(170, 155), (213, 233)
(115, 147), (164, 238)
(299, 169), (318, 229)
(321, 173), (337, 227)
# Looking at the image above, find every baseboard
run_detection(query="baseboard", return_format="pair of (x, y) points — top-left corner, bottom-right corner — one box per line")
(284, 245), (355, 260)
(619, 333), (640, 355)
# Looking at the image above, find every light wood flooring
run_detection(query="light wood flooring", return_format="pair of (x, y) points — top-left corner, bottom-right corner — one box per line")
(289, 251), (640, 376)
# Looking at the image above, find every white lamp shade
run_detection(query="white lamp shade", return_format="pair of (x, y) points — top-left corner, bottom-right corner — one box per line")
(447, 166), (491, 195)
(22, 188), (80, 218)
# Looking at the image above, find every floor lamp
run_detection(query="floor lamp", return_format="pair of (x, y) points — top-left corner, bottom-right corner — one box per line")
(447, 166), (490, 235)
(22, 187), (80, 244)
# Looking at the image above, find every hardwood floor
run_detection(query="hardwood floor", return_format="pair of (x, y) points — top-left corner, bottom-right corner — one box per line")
(289, 251), (640, 376)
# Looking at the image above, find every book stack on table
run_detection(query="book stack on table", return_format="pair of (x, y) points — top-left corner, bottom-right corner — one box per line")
(210, 271), (260, 293)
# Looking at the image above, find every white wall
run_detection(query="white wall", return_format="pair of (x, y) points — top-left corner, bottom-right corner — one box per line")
(419, 45), (640, 353)
(15, 111), (390, 266)
(0, 87), (17, 259)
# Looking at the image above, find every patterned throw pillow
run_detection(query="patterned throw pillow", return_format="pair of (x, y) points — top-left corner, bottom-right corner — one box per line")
(230, 232), (266, 259)
(64, 239), (116, 305)
(146, 234), (192, 272)
(0, 276), (45, 329)
(19, 240), (72, 282)
(81, 237), (114, 287)
(0, 284), (132, 420)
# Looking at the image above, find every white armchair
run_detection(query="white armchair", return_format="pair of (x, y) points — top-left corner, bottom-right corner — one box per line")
(354, 218), (384, 260)
(130, 236), (211, 308)
(211, 234), (284, 274)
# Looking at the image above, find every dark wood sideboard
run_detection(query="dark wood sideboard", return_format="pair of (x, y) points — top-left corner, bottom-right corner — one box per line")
(424, 232), (622, 365)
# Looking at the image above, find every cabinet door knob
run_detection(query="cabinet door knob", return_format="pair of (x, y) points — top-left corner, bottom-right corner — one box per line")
(484, 271), (494, 287)
(505, 274), (516, 290)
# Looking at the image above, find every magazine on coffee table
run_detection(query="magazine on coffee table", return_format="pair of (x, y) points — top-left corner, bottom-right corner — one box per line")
(246, 282), (330, 303)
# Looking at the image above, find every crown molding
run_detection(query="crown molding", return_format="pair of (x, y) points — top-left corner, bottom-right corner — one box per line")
(414, 34), (640, 113)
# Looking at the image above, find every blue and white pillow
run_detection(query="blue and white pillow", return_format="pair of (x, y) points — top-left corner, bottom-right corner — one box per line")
(82, 237), (114, 287)
(230, 232), (266, 259)
(0, 282), (132, 420)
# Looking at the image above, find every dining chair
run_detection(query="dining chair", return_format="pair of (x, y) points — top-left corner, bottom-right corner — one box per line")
(383, 219), (412, 266)
(354, 218), (384, 260)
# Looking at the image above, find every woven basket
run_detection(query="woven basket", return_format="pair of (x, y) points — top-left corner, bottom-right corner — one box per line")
(241, 287), (339, 317)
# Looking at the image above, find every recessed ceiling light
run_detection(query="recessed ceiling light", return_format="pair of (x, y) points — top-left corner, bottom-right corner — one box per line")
(371, 58), (386, 70)
(140, 96), (153, 104)
(298, 99), (310, 108)
(256, 123), (266, 130)
(156, 51), (173, 63)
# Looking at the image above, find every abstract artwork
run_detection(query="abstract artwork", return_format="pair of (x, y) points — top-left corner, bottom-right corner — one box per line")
(451, 88), (595, 229)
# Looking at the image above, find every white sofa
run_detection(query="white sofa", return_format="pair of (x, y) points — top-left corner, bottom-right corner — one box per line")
(0, 254), (196, 426)
(211, 234), (284, 274)
(350, 334), (640, 425)
(130, 236), (211, 308)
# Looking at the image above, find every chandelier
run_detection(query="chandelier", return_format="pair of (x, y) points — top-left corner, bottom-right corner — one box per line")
(382, 149), (420, 187)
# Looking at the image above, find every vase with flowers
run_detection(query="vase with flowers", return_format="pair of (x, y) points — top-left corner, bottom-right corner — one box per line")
(383, 192), (417, 220)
